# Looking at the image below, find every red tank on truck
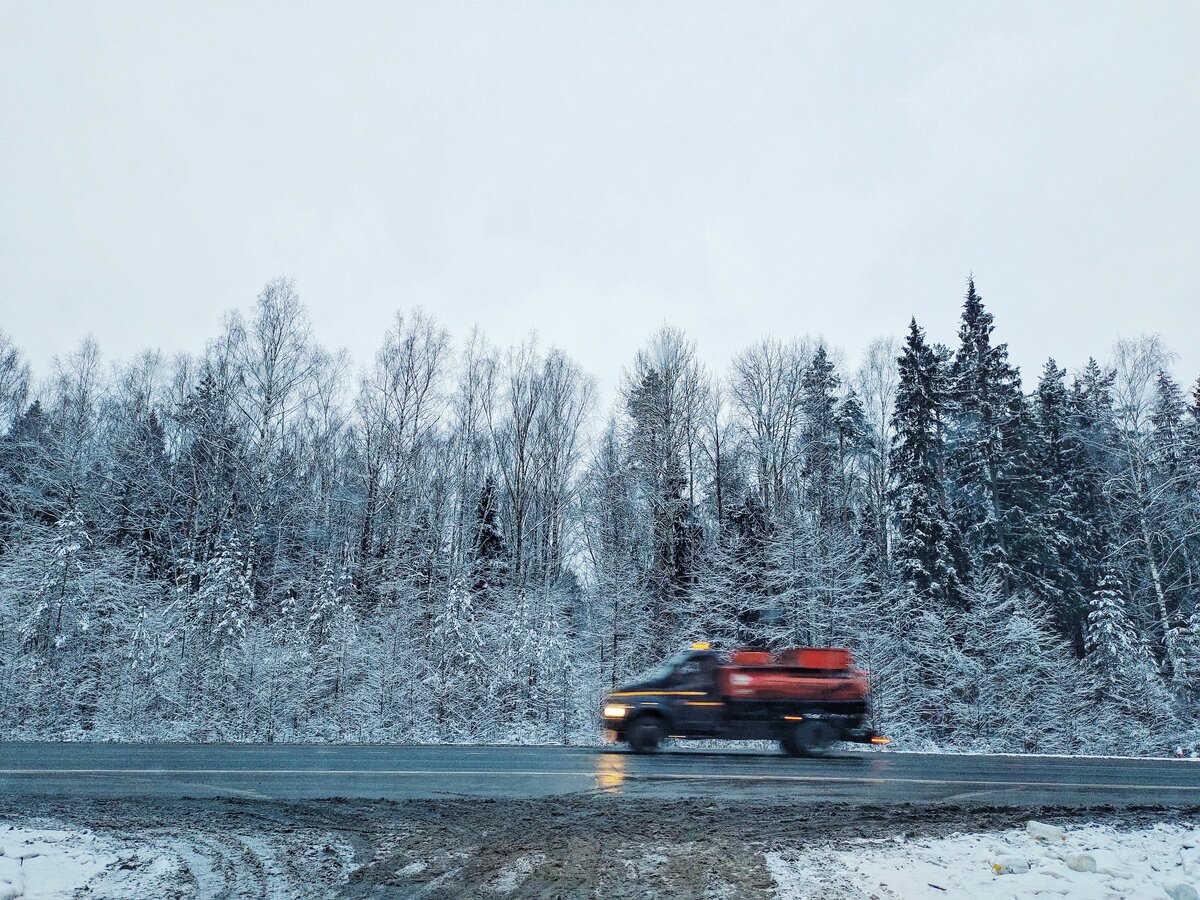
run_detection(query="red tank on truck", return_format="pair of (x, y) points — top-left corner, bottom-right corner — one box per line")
(601, 644), (890, 755)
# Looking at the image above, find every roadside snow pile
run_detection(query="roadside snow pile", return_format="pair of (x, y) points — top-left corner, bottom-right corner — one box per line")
(0, 826), (116, 899)
(1, 818), (357, 898)
(767, 820), (1199, 899)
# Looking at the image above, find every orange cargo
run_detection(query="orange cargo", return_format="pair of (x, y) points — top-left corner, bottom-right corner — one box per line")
(778, 647), (852, 670)
(729, 650), (772, 666)
(718, 646), (867, 702)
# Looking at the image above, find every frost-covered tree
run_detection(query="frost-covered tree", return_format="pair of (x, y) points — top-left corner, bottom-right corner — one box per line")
(622, 327), (707, 657)
(0, 275), (1196, 753)
(945, 279), (1027, 594)
(1083, 571), (1177, 746)
(198, 534), (255, 644)
(0, 330), (30, 433)
(889, 319), (964, 607)
(1024, 360), (1089, 649)
(431, 579), (484, 736)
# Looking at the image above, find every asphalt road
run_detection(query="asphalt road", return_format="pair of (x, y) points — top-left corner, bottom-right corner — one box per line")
(1, 742), (1197, 807)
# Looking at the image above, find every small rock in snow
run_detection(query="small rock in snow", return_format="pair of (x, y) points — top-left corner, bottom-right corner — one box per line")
(992, 855), (1030, 875)
(1027, 821), (1067, 842)
(1165, 883), (1198, 900)
(1065, 852), (1097, 873)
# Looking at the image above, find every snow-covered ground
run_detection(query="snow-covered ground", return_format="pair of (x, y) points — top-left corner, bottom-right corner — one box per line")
(0, 819), (355, 898)
(768, 820), (1199, 899)
(0, 825), (144, 900)
(4, 811), (1198, 897)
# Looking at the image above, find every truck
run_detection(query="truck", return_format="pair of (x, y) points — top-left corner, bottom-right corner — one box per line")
(601, 644), (888, 755)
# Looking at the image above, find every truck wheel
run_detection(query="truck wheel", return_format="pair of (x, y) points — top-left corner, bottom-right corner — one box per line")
(627, 715), (665, 753)
(793, 720), (837, 756)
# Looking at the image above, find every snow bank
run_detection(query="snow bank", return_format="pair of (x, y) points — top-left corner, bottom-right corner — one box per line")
(0, 825), (117, 899)
(768, 820), (1199, 899)
(1, 818), (355, 898)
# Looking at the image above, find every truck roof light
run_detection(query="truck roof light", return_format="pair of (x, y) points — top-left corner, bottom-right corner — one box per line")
(691, 642), (710, 650)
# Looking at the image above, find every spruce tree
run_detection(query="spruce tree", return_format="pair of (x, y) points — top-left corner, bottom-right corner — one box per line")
(431, 579), (483, 737)
(835, 387), (870, 520)
(1083, 570), (1176, 745)
(470, 473), (509, 607)
(1068, 359), (1119, 595)
(945, 277), (1027, 594)
(1148, 371), (1200, 686)
(1150, 371), (1188, 480)
(800, 345), (841, 527)
(1188, 376), (1200, 468)
(199, 535), (255, 645)
(1025, 359), (1088, 651)
(889, 319), (964, 607)
(21, 504), (90, 654)
(308, 561), (341, 645)
(1085, 571), (1144, 675)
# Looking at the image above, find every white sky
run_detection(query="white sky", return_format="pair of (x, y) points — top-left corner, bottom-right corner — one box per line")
(1, 2), (1197, 401)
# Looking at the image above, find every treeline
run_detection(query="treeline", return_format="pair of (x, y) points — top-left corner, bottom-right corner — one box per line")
(0, 277), (1197, 752)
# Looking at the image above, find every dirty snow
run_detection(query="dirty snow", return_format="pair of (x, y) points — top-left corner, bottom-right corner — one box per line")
(5, 797), (1198, 898)
(768, 819), (1199, 899)
(490, 851), (545, 893)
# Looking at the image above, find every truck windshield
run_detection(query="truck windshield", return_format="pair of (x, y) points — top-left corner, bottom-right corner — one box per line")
(632, 651), (693, 683)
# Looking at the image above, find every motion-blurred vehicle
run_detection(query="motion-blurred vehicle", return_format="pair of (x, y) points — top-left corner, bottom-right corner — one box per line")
(601, 644), (888, 755)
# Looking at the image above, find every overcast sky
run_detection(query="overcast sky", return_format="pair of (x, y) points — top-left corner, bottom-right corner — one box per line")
(2, 2), (1197, 402)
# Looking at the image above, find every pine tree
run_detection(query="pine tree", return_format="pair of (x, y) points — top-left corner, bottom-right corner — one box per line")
(22, 505), (90, 654)
(889, 319), (964, 607)
(800, 345), (841, 527)
(835, 387), (870, 524)
(1085, 572), (1146, 672)
(470, 473), (509, 608)
(626, 367), (694, 655)
(1187, 376), (1200, 469)
(199, 535), (255, 644)
(1083, 570), (1176, 744)
(970, 586), (1080, 753)
(308, 561), (341, 645)
(431, 579), (483, 737)
(0, 401), (56, 551)
(1024, 360), (1088, 650)
(1150, 371), (1188, 482)
(1148, 373), (1200, 691)
(945, 277), (1027, 593)
(1068, 359), (1119, 596)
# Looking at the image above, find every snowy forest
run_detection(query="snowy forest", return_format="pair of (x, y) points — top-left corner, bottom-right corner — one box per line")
(1, 278), (1197, 754)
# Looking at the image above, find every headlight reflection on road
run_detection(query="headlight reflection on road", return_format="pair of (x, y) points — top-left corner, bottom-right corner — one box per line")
(595, 752), (627, 793)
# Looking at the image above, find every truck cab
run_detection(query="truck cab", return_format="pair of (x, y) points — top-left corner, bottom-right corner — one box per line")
(602, 647), (723, 744)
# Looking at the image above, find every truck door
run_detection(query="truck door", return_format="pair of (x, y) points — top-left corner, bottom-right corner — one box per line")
(672, 655), (722, 735)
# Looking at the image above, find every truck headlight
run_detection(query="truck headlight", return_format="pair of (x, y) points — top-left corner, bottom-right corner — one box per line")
(603, 704), (628, 719)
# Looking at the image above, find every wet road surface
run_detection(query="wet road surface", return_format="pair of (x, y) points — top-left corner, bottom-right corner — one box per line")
(2, 743), (1197, 807)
